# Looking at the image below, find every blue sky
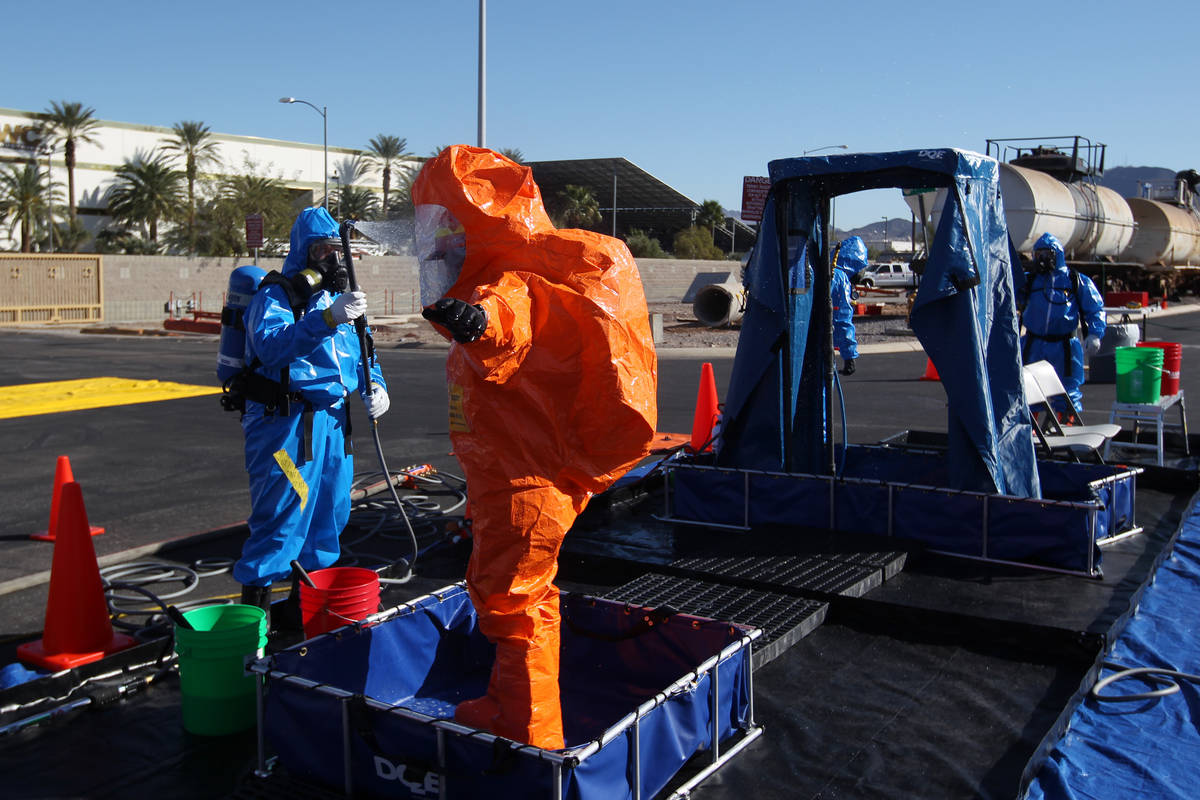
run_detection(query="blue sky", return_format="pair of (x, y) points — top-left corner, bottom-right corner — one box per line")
(7, 0), (1198, 229)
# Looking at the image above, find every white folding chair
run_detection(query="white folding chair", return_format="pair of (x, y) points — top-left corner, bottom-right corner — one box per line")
(1025, 360), (1121, 439)
(1021, 366), (1108, 462)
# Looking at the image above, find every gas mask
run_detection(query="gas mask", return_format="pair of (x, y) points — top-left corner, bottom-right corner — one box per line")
(297, 238), (351, 294)
(1032, 248), (1057, 275)
(414, 204), (466, 307)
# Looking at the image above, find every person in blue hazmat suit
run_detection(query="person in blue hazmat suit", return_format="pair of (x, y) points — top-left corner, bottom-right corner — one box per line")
(1017, 232), (1105, 415)
(232, 206), (389, 609)
(832, 236), (866, 375)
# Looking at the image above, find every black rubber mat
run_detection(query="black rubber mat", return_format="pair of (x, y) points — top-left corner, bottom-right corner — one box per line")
(671, 554), (895, 597)
(602, 572), (828, 669)
(231, 768), (344, 800)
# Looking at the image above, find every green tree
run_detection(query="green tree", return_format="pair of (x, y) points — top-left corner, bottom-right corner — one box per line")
(695, 200), (726, 241)
(383, 163), (418, 219)
(164, 120), (222, 254)
(673, 226), (725, 260)
(499, 147), (524, 163)
(0, 161), (60, 252)
(365, 134), (409, 214)
(624, 229), (668, 259)
(180, 170), (295, 257)
(106, 152), (185, 244)
(556, 184), (602, 229)
(40, 101), (102, 225)
(333, 185), (380, 222)
(38, 219), (89, 253)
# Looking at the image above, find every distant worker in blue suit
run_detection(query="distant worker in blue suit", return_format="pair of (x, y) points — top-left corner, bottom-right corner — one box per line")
(1017, 232), (1105, 417)
(233, 206), (389, 611)
(833, 236), (867, 375)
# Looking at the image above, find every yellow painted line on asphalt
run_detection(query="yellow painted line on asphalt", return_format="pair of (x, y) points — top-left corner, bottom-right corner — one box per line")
(0, 377), (221, 419)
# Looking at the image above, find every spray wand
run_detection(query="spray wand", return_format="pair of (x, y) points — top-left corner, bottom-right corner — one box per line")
(339, 220), (418, 581)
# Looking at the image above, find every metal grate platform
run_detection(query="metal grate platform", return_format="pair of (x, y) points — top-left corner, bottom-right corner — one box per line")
(603, 572), (828, 670)
(671, 553), (900, 597)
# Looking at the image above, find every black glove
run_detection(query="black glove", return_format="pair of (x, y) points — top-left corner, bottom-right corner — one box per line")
(841, 358), (856, 376)
(422, 297), (487, 343)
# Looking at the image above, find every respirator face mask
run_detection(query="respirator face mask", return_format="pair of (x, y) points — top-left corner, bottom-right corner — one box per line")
(298, 238), (350, 294)
(414, 204), (466, 307)
(1032, 248), (1058, 275)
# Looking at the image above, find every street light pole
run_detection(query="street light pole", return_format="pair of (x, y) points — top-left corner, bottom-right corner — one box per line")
(478, 0), (486, 148)
(279, 97), (328, 208)
(43, 144), (54, 254)
(802, 146), (848, 241)
(803, 144), (849, 155)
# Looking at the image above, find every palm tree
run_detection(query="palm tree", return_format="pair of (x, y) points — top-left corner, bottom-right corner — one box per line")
(333, 185), (380, 222)
(0, 162), (60, 252)
(384, 163), (418, 219)
(40, 101), (102, 224)
(173, 171), (294, 256)
(365, 135), (409, 214)
(106, 152), (185, 244)
(695, 200), (726, 241)
(499, 147), (524, 163)
(218, 173), (294, 255)
(557, 184), (602, 229)
(163, 121), (221, 254)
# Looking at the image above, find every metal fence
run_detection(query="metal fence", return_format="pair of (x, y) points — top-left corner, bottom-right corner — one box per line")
(0, 253), (103, 324)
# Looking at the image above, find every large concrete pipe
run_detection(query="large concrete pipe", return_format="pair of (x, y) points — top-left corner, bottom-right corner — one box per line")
(693, 276), (746, 327)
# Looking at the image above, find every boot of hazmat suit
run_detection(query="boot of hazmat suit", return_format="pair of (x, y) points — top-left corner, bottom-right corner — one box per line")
(1016, 232), (1105, 413)
(413, 146), (657, 749)
(233, 206), (387, 596)
(833, 236), (866, 374)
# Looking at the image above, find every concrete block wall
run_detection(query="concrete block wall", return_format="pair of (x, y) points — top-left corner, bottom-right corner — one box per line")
(101, 254), (740, 323)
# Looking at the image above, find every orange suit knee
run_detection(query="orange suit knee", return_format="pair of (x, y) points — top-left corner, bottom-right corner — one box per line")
(457, 483), (577, 749)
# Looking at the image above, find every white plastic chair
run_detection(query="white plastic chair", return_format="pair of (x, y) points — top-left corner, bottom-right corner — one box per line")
(1025, 360), (1121, 439)
(1021, 366), (1108, 462)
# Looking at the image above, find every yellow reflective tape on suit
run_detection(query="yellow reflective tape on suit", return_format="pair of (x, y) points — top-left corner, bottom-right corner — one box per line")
(0, 377), (222, 420)
(272, 449), (309, 511)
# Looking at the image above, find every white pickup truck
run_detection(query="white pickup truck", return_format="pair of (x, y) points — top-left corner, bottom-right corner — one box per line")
(857, 262), (918, 289)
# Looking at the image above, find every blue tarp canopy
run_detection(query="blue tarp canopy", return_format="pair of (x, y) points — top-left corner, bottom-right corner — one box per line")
(717, 148), (1040, 498)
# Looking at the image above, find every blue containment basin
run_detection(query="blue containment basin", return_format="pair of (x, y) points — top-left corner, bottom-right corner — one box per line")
(664, 444), (1141, 577)
(252, 583), (761, 799)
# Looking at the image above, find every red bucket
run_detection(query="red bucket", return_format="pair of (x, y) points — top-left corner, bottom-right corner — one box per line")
(298, 567), (381, 638)
(1137, 341), (1183, 396)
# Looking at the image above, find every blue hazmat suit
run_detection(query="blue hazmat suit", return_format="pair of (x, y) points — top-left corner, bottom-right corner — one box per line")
(1017, 232), (1105, 412)
(832, 236), (867, 361)
(233, 207), (386, 587)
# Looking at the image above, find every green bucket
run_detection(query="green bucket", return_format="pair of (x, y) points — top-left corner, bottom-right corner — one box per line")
(175, 603), (267, 736)
(1115, 346), (1164, 404)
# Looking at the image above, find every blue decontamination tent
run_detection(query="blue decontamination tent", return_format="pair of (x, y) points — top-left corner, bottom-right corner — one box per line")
(717, 148), (1040, 499)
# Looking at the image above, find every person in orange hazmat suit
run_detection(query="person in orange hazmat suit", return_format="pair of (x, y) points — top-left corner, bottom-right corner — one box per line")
(413, 146), (657, 749)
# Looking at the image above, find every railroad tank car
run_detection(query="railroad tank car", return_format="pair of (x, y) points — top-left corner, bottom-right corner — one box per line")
(907, 138), (1200, 296)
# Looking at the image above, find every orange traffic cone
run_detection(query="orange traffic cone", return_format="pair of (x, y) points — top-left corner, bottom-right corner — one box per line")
(690, 362), (720, 452)
(918, 357), (940, 382)
(31, 455), (105, 541)
(17, 481), (135, 671)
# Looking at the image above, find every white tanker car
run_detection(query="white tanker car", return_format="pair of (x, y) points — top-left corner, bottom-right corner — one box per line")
(912, 137), (1200, 297)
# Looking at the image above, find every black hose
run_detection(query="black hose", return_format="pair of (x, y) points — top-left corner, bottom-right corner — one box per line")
(339, 220), (419, 581)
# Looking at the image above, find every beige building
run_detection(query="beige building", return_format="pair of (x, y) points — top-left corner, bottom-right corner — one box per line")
(0, 107), (418, 252)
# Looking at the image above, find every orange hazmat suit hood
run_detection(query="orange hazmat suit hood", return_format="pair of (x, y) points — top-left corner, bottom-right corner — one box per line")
(413, 145), (657, 494)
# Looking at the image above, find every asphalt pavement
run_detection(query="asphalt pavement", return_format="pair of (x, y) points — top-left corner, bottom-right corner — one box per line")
(2, 308), (1198, 635)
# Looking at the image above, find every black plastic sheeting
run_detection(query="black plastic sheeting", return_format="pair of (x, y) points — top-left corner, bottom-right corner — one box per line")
(0, 482), (1190, 799)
